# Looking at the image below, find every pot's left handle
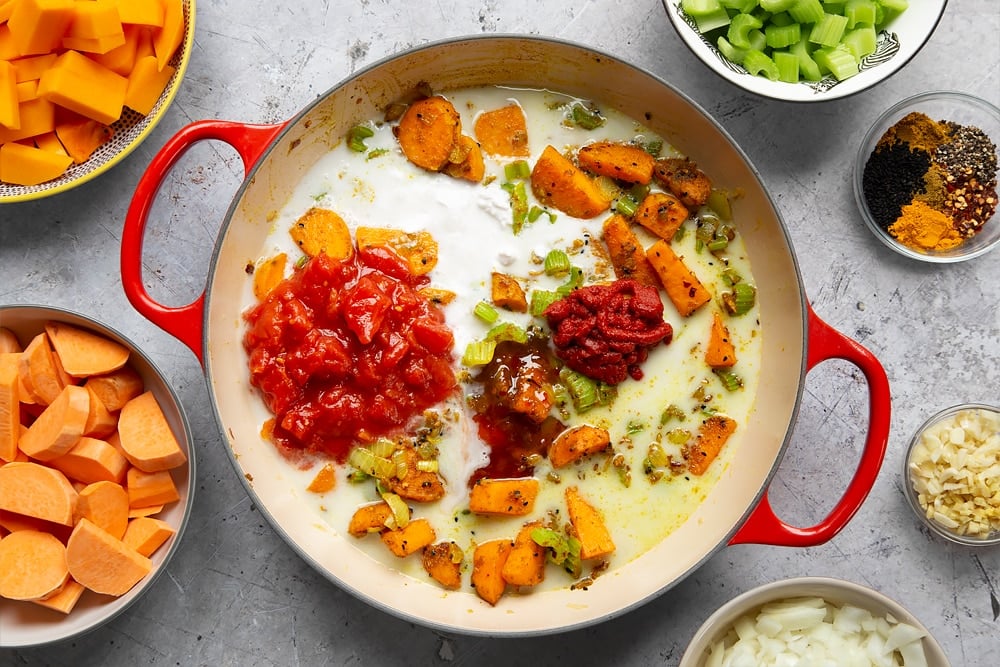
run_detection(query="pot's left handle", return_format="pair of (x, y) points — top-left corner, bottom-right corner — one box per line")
(121, 120), (287, 364)
(729, 302), (891, 547)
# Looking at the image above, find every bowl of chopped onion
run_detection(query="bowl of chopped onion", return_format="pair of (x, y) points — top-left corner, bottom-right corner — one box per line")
(679, 576), (950, 666)
(662, 0), (947, 102)
(903, 403), (1000, 546)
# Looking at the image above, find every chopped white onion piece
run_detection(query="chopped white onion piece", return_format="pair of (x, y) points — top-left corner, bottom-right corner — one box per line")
(705, 596), (928, 666)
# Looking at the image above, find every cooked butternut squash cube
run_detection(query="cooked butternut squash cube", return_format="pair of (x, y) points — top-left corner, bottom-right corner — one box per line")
(289, 207), (353, 260)
(530, 145), (611, 219)
(468, 477), (539, 516)
(548, 424), (611, 468)
(347, 501), (392, 537)
(421, 541), (463, 590)
(646, 239), (712, 317)
(577, 141), (655, 185)
(472, 539), (511, 606)
(380, 518), (436, 557)
(473, 104), (529, 157)
(565, 486), (615, 560)
(686, 414), (737, 476)
(355, 227), (438, 276)
(490, 272), (527, 312)
(602, 214), (660, 287)
(500, 521), (546, 587)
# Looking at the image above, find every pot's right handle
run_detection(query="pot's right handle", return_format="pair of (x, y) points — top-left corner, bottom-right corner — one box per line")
(729, 302), (891, 547)
(121, 120), (287, 364)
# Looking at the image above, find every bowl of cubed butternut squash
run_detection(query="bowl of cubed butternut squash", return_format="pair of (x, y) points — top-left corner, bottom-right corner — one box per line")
(0, 0), (194, 202)
(0, 305), (194, 647)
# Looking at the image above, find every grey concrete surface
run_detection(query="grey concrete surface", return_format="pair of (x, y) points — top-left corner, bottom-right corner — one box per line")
(1, 2), (998, 666)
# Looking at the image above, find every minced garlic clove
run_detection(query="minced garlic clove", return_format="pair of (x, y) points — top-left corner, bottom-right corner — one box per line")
(907, 407), (1000, 539)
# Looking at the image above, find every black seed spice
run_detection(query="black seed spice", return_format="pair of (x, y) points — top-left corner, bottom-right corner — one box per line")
(862, 139), (932, 230)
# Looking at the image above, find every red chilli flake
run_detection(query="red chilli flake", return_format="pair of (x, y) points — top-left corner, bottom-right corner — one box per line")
(544, 279), (673, 385)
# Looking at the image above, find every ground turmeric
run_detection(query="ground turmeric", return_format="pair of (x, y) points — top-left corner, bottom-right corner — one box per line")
(888, 200), (963, 251)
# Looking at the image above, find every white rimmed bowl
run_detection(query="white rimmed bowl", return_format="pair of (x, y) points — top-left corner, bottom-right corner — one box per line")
(679, 577), (951, 667)
(0, 305), (195, 648)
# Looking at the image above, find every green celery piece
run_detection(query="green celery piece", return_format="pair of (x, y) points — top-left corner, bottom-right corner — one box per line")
(746, 28), (767, 51)
(765, 22), (801, 48)
(682, 0), (733, 33)
(742, 49), (780, 80)
(841, 25), (877, 60)
(790, 36), (823, 80)
(823, 0), (846, 13)
(845, 0), (876, 28)
(697, 7), (734, 32)
(760, 0), (797, 10)
(682, 0), (725, 14)
(813, 44), (859, 79)
(721, 0), (759, 11)
(788, 0), (825, 23)
(727, 12), (763, 48)
(809, 12), (849, 47)
(874, 0), (907, 27)
(773, 50), (801, 82)
(769, 10), (794, 26)
(717, 35), (749, 63)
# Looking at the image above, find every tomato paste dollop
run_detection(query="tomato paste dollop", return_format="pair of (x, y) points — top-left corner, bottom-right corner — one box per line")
(544, 279), (673, 385)
(243, 247), (457, 460)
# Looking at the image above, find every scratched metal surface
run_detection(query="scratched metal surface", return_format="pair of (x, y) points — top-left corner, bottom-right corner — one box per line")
(1, 2), (998, 666)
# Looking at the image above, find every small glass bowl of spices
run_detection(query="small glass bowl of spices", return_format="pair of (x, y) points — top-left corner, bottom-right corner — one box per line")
(854, 91), (1000, 262)
(903, 403), (1000, 546)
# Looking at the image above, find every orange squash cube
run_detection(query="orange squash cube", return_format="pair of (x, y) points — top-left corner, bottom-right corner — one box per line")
(7, 0), (76, 57)
(37, 50), (127, 125)
(0, 141), (72, 185)
(124, 55), (174, 115)
(0, 61), (17, 129)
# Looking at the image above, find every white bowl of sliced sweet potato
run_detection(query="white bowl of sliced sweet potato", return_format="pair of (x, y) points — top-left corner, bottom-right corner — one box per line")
(0, 0), (195, 202)
(0, 305), (194, 648)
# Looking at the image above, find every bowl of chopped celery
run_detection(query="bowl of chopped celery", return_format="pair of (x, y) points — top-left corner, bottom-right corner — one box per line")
(854, 90), (1000, 262)
(903, 404), (1000, 547)
(679, 577), (950, 666)
(662, 0), (947, 102)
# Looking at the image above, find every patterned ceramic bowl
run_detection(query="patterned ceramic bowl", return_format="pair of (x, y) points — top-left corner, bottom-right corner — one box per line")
(662, 0), (947, 102)
(0, 0), (195, 202)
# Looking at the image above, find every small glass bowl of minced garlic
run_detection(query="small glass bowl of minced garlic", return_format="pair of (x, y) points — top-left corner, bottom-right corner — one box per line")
(854, 91), (1000, 263)
(903, 403), (1000, 546)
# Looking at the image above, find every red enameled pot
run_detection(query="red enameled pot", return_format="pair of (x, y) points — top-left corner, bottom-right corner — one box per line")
(119, 36), (891, 635)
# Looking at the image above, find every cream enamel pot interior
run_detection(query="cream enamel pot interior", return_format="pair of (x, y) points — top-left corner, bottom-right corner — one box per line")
(119, 36), (891, 635)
